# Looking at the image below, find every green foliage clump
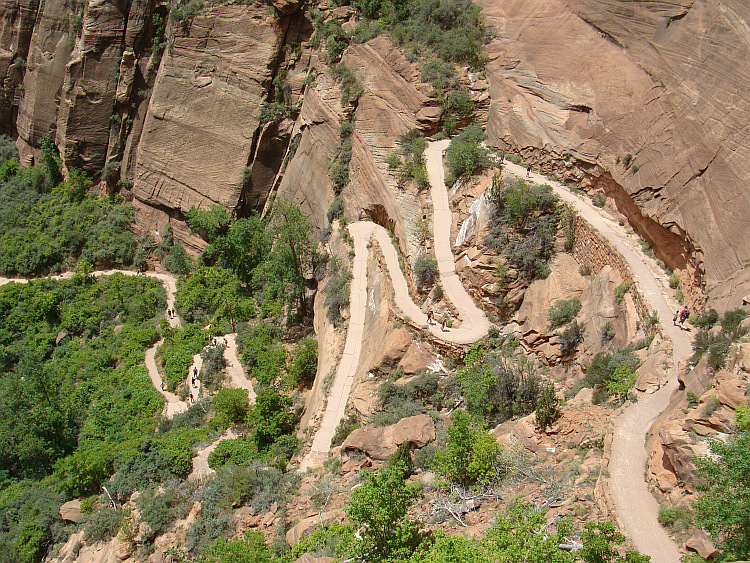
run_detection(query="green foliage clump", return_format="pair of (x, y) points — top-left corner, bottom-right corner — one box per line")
(413, 254), (438, 289)
(434, 410), (502, 486)
(388, 129), (429, 189)
(83, 506), (122, 543)
(547, 298), (582, 329)
(535, 384), (560, 431)
(657, 505), (692, 532)
(690, 308), (749, 370)
(332, 64), (364, 106)
(485, 175), (559, 281)
(158, 324), (208, 391)
(213, 388), (250, 425)
(207, 437), (258, 470)
(287, 338), (318, 386)
(137, 486), (191, 537)
(558, 320), (584, 355)
(375, 373), (442, 426)
(613, 281), (630, 303)
(235, 322), (286, 386)
(694, 422), (750, 559)
(456, 344), (544, 426)
(324, 267), (352, 327)
(444, 124), (491, 186)
(175, 266), (255, 327)
(583, 348), (640, 400)
(201, 530), (273, 563)
(327, 198), (345, 223)
(0, 156), (137, 276)
(247, 388), (296, 458)
(328, 114), (355, 195)
(605, 364), (637, 404)
(345, 463), (422, 561)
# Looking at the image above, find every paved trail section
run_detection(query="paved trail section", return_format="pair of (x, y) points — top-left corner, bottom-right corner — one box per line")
(300, 141), (490, 470)
(503, 162), (688, 563)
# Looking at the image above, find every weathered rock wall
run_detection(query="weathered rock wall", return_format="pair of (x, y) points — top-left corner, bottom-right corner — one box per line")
(478, 0), (750, 305)
(133, 4), (287, 213)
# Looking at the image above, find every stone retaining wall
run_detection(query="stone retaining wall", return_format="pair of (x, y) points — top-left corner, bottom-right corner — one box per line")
(572, 217), (649, 322)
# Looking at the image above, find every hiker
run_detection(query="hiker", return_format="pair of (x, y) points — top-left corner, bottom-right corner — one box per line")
(193, 366), (198, 377)
(223, 338), (228, 347)
(189, 393), (194, 403)
(191, 376), (196, 387)
(680, 308), (690, 325)
(441, 316), (447, 331)
(500, 151), (505, 163)
(160, 381), (165, 391)
(166, 308), (171, 319)
(673, 310), (680, 326)
(526, 166), (531, 178)
(171, 308), (176, 318)
(426, 310), (433, 325)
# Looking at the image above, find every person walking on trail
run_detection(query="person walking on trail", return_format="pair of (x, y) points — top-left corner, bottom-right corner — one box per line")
(673, 310), (680, 326)
(160, 381), (165, 391)
(426, 310), (433, 325)
(167, 308), (171, 319)
(171, 308), (176, 318)
(526, 166), (531, 178)
(441, 316), (447, 331)
(189, 393), (194, 404)
(679, 308), (690, 326)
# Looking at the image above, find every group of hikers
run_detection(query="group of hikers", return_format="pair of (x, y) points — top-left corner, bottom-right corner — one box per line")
(425, 309), (450, 331)
(673, 307), (690, 328)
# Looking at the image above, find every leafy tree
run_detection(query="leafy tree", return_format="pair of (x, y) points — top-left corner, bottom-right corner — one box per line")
(185, 204), (231, 241)
(346, 463), (423, 561)
(163, 242), (193, 275)
(434, 409), (501, 485)
(247, 388), (295, 453)
(414, 254), (438, 289)
(254, 199), (317, 315)
(694, 425), (750, 559)
(209, 214), (269, 284)
(287, 338), (318, 386)
(605, 365), (637, 404)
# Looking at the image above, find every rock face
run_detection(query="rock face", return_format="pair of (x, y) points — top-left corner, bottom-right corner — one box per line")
(342, 414), (436, 460)
(133, 4), (285, 213)
(477, 0), (750, 306)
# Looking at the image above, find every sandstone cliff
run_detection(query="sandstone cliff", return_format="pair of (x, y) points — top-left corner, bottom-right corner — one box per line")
(477, 0), (750, 309)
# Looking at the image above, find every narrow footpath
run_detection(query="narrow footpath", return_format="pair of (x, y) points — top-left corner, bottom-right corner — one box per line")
(502, 161), (689, 563)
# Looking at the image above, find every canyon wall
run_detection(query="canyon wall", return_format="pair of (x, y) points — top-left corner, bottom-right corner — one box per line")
(0, 0), (748, 303)
(477, 0), (750, 307)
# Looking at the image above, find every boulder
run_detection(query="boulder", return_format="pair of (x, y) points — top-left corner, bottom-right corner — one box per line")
(286, 509), (346, 546)
(635, 350), (669, 393)
(685, 529), (718, 560)
(342, 414), (436, 460)
(398, 341), (437, 374)
(59, 499), (83, 523)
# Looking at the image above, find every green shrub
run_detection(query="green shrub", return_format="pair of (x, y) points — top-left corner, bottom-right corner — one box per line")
(287, 338), (318, 386)
(669, 272), (680, 289)
(324, 268), (352, 327)
(614, 282), (630, 303)
(327, 198), (345, 223)
(548, 298), (582, 329)
(592, 193), (606, 208)
(414, 254), (438, 289)
(83, 507), (122, 543)
(658, 505), (692, 531)
(331, 412), (360, 448)
(686, 391), (699, 408)
(534, 384), (559, 431)
(558, 320), (584, 354)
(600, 321), (615, 342)
(432, 284), (444, 301)
(213, 388), (250, 425)
(434, 410), (501, 485)
(164, 243), (193, 275)
(445, 124), (491, 185)
(605, 364), (638, 403)
(584, 348), (639, 390)
(137, 487), (190, 537)
(207, 437), (258, 470)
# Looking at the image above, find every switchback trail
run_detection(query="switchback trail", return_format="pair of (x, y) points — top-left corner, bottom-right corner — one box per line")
(300, 141), (490, 470)
(502, 162), (688, 563)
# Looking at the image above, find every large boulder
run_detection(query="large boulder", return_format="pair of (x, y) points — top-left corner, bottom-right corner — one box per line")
(58, 499), (83, 523)
(342, 414), (436, 460)
(286, 509), (346, 546)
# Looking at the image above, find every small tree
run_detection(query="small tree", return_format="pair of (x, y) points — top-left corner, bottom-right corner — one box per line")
(213, 388), (249, 425)
(535, 384), (560, 432)
(445, 124), (491, 186)
(414, 254), (438, 289)
(605, 365), (637, 404)
(345, 463), (422, 560)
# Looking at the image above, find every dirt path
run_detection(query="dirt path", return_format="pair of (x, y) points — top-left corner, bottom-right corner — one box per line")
(502, 162), (689, 562)
(300, 142), (490, 470)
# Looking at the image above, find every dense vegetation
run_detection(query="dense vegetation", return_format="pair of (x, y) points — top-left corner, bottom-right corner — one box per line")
(0, 274), (168, 561)
(0, 136), (137, 277)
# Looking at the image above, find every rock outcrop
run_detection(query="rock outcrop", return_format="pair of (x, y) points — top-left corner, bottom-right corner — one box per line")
(342, 413), (436, 460)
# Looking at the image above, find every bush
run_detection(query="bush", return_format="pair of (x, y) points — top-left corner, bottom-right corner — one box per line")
(287, 338), (318, 386)
(584, 348), (639, 390)
(658, 505), (692, 531)
(208, 437), (258, 470)
(434, 410), (502, 486)
(414, 254), (438, 289)
(558, 320), (584, 354)
(535, 384), (559, 431)
(327, 198), (345, 223)
(432, 284), (444, 301)
(614, 282), (630, 303)
(331, 412), (359, 448)
(605, 364), (637, 403)
(83, 507), (122, 543)
(164, 243), (193, 275)
(213, 388), (250, 425)
(592, 193), (606, 208)
(547, 298), (582, 329)
(324, 268), (352, 327)
(669, 272), (680, 289)
(445, 124), (491, 184)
